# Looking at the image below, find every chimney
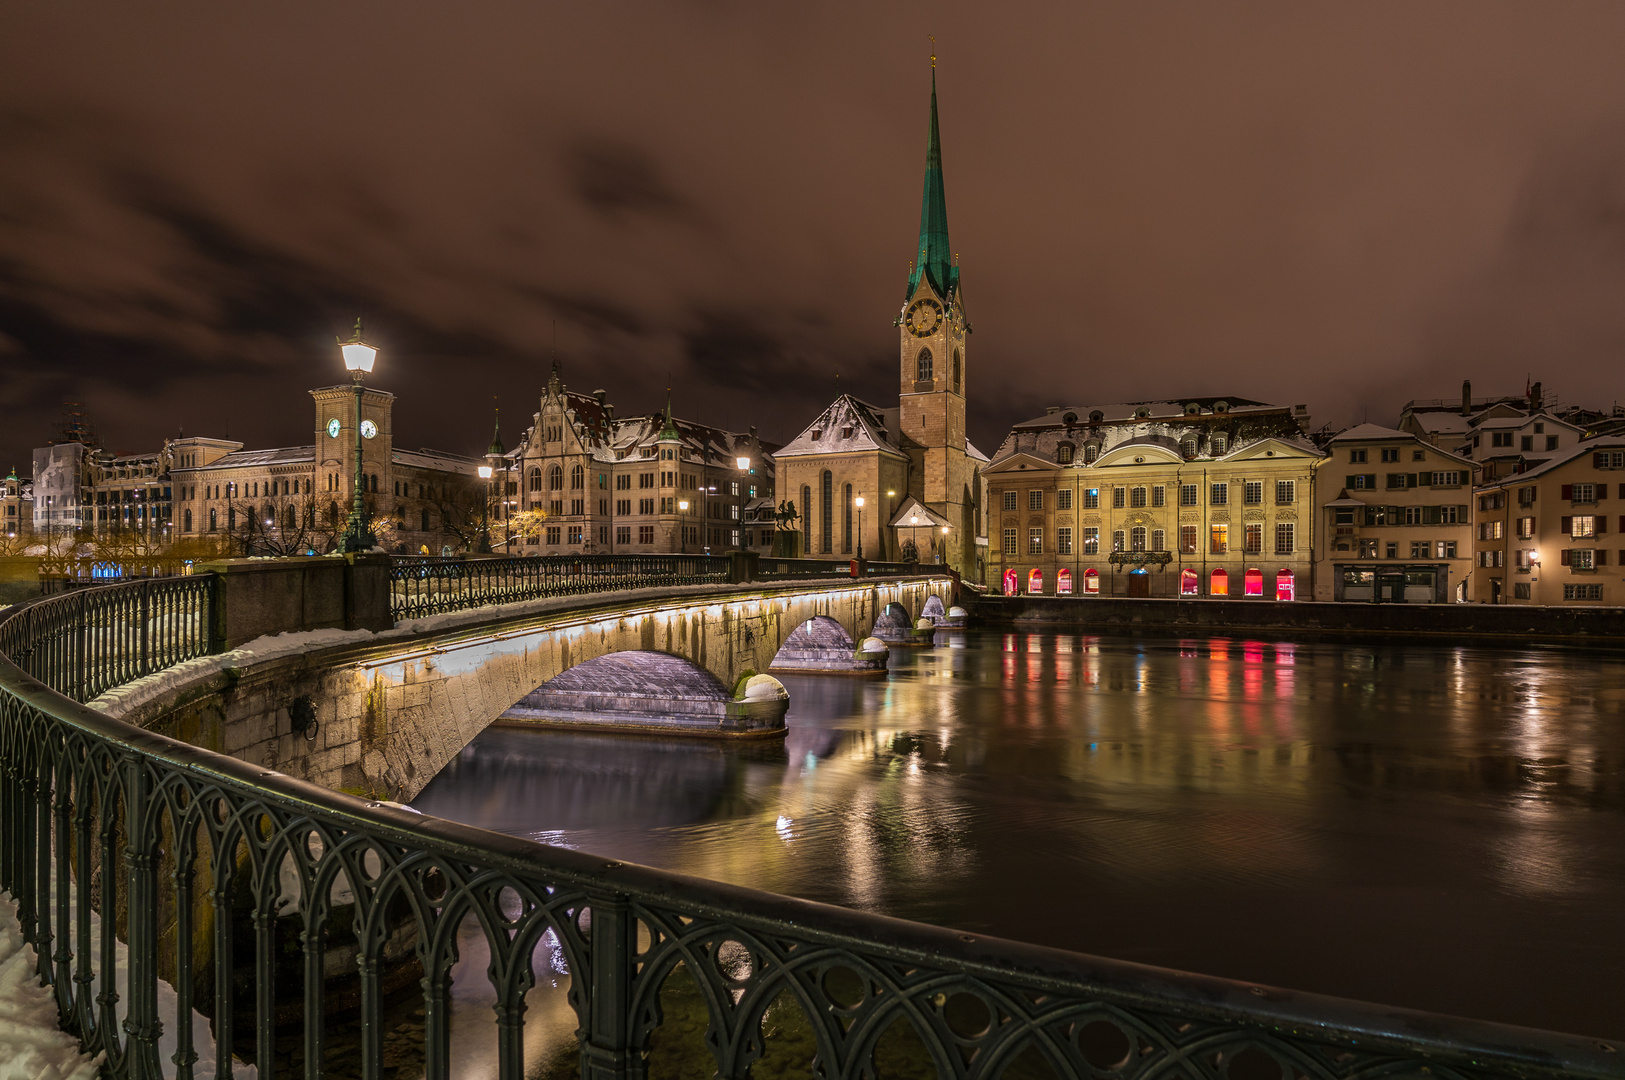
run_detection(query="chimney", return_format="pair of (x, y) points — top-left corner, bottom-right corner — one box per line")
(593, 389), (607, 406)
(1530, 381), (1543, 412)
(1461, 380), (1472, 417)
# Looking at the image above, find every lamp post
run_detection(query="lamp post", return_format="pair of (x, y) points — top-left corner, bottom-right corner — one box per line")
(476, 465), (493, 553)
(940, 524), (950, 564)
(677, 499), (690, 553)
(855, 494), (865, 560)
(909, 513), (919, 563)
(338, 319), (378, 552)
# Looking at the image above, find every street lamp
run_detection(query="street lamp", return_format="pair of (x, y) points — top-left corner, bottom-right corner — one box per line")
(855, 494), (865, 559)
(476, 464), (494, 553)
(736, 456), (750, 551)
(338, 319), (378, 552)
(940, 524), (950, 564)
(678, 498), (690, 553)
(909, 513), (920, 563)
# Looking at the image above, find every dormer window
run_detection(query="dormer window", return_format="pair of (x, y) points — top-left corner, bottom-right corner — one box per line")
(1083, 443), (1100, 464)
(1181, 438), (1198, 460)
(811, 429), (822, 441)
(1062, 412), (1078, 425)
(841, 426), (854, 439)
(1089, 410), (1104, 424)
(1186, 402), (1200, 415)
(1134, 406), (1151, 419)
(1057, 443), (1075, 464)
(1212, 435), (1229, 455)
(1214, 401), (1229, 414)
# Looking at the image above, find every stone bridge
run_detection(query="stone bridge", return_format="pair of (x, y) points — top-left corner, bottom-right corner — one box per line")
(96, 572), (957, 802)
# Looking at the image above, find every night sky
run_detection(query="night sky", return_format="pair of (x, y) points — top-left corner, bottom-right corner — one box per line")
(6, 4), (1625, 470)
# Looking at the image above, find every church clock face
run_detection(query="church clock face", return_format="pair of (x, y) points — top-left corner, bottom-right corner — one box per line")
(905, 298), (943, 338)
(360, 420), (378, 439)
(326, 418), (341, 438)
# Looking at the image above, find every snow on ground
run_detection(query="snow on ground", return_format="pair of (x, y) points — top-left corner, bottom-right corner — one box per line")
(0, 891), (100, 1080)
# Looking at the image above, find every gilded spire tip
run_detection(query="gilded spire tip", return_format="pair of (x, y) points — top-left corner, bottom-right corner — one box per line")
(929, 34), (936, 69)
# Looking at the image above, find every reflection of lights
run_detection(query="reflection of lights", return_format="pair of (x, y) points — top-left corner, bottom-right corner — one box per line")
(775, 815), (793, 841)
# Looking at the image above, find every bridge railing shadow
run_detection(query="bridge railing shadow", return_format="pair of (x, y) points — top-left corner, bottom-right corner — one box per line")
(0, 577), (1614, 1080)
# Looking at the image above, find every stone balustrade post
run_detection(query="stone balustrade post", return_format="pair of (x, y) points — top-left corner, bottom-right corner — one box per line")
(197, 554), (393, 649)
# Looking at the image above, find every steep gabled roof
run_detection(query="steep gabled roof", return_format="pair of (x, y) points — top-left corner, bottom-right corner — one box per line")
(906, 66), (959, 304)
(776, 395), (909, 459)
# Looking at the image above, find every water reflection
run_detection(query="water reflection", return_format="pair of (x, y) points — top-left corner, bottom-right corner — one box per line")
(415, 630), (1625, 1042)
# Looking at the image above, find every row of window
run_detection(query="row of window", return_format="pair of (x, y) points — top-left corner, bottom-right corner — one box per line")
(1334, 504), (1466, 526)
(1344, 472), (1467, 490)
(999, 480), (1299, 513)
(1002, 523), (1297, 556)
(1348, 447), (1430, 464)
(1005, 566), (1298, 599)
(1350, 540), (1460, 559)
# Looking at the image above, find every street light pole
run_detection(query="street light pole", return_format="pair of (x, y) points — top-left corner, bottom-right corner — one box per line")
(855, 494), (865, 560)
(476, 465), (493, 553)
(338, 319), (378, 553)
(678, 499), (690, 554)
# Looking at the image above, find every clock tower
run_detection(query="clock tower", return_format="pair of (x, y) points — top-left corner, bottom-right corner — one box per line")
(896, 58), (975, 571)
(312, 384), (395, 511)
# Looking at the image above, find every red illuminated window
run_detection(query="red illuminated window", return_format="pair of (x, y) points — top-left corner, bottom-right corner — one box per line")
(1181, 568), (1199, 595)
(1057, 568), (1073, 595)
(1083, 568), (1100, 594)
(1276, 569), (1295, 601)
(1003, 569), (1018, 596)
(1244, 568), (1264, 596)
(1027, 569), (1044, 594)
(1211, 568), (1229, 596)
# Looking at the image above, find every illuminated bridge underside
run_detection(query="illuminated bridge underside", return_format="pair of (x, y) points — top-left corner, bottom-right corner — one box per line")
(498, 649), (789, 736)
(112, 579), (951, 801)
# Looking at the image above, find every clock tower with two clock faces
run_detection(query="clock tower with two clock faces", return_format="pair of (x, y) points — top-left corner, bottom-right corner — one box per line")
(311, 383), (395, 504)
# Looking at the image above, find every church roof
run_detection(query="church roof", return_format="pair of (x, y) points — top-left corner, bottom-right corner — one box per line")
(906, 67), (959, 303)
(776, 395), (909, 459)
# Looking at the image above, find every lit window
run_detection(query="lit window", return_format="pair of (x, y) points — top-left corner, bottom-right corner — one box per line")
(1028, 528), (1043, 555)
(1211, 568), (1229, 595)
(1274, 523), (1294, 555)
(1083, 488), (1099, 509)
(1210, 524), (1228, 554)
(1244, 568), (1263, 596)
(1028, 490), (1044, 511)
(1179, 525), (1197, 554)
(1083, 527), (1100, 554)
(1112, 529), (1125, 553)
(1275, 569), (1295, 601)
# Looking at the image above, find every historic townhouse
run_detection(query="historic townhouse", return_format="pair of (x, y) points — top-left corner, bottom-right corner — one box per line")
(1471, 436), (1625, 605)
(1, 469), (30, 537)
(778, 62), (987, 577)
(1312, 425), (1478, 602)
(1400, 381), (1585, 482)
(984, 399), (1319, 598)
(504, 365), (776, 555)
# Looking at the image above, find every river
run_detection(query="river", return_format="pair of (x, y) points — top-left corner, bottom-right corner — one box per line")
(410, 628), (1625, 1072)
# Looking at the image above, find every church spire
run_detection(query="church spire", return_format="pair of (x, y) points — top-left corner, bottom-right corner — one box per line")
(906, 47), (957, 302)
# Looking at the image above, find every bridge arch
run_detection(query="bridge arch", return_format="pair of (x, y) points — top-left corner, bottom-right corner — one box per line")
(769, 615), (888, 676)
(500, 650), (788, 735)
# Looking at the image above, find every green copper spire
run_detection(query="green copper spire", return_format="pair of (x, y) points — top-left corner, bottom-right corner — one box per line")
(906, 62), (958, 302)
(658, 389), (681, 442)
(487, 406), (504, 456)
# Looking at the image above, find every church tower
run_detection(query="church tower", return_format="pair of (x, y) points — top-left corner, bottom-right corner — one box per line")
(897, 55), (974, 570)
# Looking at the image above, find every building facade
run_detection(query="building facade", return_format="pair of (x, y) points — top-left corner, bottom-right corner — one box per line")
(984, 399), (1319, 598)
(1471, 436), (1625, 605)
(1312, 425), (1478, 603)
(34, 384), (482, 554)
(777, 64), (987, 578)
(498, 365), (777, 555)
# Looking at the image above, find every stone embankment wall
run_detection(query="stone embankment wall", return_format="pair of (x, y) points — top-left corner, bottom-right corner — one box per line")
(975, 595), (1625, 643)
(98, 577), (955, 802)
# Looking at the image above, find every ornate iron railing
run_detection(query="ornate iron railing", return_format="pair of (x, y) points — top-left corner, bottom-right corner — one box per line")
(757, 558), (925, 580)
(0, 574), (216, 702)
(0, 585), (1617, 1080)
(389, 553), (731, 620)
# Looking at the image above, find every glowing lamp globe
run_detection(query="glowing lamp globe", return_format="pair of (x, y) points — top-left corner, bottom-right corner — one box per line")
(342, 340), (377, 373)
(477, 465), (493, 480)
(736, 456), (751, 471)
(855, 496), (865, 508)
(678, 499), (690, 513)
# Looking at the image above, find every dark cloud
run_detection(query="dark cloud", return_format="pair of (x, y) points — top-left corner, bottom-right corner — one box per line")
(5, 4), (1625, 467)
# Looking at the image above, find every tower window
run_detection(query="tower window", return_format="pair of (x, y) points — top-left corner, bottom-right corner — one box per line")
(953, 349), (961, 393)
(916, 348), (934, 382)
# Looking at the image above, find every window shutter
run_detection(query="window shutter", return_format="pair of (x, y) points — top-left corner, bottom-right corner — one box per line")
(1366, 474), (1377, 489)
(1423, 505), (1441, 525)
(1345, 474), (1356, 489)
(1561, 516), (1572, 533)
(1459, 505), (1470, 521)
(1408, 473), (1419, 488)
(1561, 549), (1572, 566)
(1561, 484), (1573, 500)
(1600, 550), (1610, 566)
(1600, 517), (1609, 535)
(1601, 485), (1610, 501)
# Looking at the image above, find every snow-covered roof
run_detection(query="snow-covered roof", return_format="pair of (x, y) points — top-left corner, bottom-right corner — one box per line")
(1008, 397), (1277, 430)
(1328, 423), (1412, 442)
(777, 395), (908, 459)
(1478, 436), (1625, 489)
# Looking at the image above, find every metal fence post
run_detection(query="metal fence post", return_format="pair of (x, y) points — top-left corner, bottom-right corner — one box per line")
(122, 754), (163, 1079)
(580, 893), (641, 1080)
(138, 578), (151, 680)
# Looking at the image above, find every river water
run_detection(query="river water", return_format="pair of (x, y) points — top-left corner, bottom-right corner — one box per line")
(411, 628), (1625, 1066)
